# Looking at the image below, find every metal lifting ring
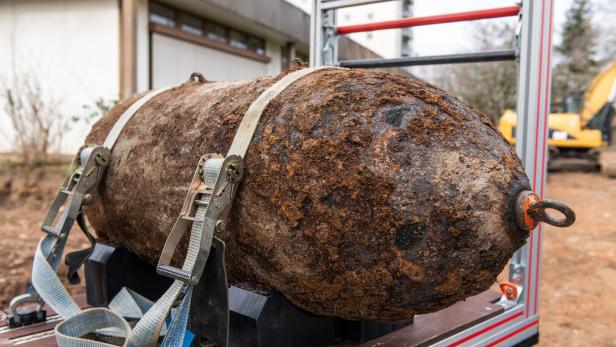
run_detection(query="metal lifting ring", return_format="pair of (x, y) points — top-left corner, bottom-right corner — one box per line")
(9, 293), (42, 316)
(515, 190), (576, 230)
(189, 72), (207, 83)
(533, 199), (576, 228)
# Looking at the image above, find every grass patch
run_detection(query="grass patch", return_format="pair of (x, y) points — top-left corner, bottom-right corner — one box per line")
(0, 157), (17, 168)
(45, 163), (71, 176)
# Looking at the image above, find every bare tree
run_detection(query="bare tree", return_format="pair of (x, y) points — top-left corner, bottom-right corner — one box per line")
(433, 22), (517, 124)
(1, 68), (67, 165)
(551, 0), (599, 109)
(594, 0), (616, 64)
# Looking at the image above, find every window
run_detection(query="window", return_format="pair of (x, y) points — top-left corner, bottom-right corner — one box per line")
(149, 3), (269, 60)
(367, 13), (373, 20)
(207, 22), (227, 42)
(180, 13), (203, 36)
(150, 2), (175, 27)
(344, 13), (351, 21)
(247, 36), (266, 55)
(229, 30), (247, 49)
(366, 32), (373, 39)
(402, 0), (412, 17)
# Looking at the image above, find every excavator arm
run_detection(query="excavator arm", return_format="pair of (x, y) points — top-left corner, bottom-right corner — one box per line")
(580, 60), (616, 127)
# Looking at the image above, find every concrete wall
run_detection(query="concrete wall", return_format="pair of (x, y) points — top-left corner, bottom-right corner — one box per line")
(164, 0), (310, 52)
(0, 0), (120, 153)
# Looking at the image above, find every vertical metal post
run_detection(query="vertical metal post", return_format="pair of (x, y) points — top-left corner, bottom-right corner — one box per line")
(309, 0), (556, 344)
(321, 9), (338, 66)
(120, 0), (138, 97)
(309, 0), (322, 66)
(511, 0), (554, 323)
(310, 0), (338, 67)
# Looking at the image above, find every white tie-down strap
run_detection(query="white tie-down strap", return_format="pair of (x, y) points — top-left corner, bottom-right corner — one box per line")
(53, 284), (193, 347)
(23, 87), (172, 347)
(103, 87), (174, 149)
(227, 66), (343, 157)
(52, 174), (210, 346)
(45, 83), (232, 346)
(108, 288), (154, 321)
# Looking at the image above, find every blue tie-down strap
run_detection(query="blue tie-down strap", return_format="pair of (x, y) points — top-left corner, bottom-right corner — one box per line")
(161, 285), (194, 347)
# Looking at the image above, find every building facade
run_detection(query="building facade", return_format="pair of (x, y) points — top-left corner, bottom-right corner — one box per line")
(286, 0), (413, 58)
(0, 0), (377, 152)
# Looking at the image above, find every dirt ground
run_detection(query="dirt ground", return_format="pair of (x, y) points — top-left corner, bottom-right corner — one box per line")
(0, 167), (614, 346)
(0, 166), (89, 309)
(540, 172), (616, 346)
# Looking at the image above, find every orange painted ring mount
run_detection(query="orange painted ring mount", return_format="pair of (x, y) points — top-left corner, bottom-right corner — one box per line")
(515, 191), (576, 230)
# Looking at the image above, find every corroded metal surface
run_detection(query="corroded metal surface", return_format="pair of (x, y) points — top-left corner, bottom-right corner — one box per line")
(85, 68), (530, 322)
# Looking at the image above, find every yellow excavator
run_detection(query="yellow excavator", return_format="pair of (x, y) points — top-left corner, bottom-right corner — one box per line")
(499, 60), (616, 170)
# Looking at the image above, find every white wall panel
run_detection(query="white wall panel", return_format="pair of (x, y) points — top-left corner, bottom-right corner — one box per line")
(0, 0), (120, 153)
(152, 33), (271, 88)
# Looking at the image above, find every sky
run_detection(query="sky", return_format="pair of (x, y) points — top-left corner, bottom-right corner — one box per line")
(403, 0), (574, 79)
(411, 0), (573, 56)
(285, 0), (585, 80)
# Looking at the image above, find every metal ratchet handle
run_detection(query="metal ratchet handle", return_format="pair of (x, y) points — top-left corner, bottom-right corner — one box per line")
(191, 155), (244, 284)
(40, 146), (110, 238)
(157, 154), (217, 283)
(157, 154), (244, 285)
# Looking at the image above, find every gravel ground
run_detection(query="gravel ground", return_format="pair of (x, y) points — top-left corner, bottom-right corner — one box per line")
(0, 168), (614, 345)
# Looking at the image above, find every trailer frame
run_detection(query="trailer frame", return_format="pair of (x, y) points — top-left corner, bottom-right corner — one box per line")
(310, 0), (554, 345)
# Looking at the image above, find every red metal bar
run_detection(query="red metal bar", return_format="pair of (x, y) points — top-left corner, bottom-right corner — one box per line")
(336, 5), (520, 34)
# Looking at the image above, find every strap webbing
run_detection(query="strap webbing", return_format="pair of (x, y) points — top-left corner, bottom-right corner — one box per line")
(228, 67), (339, 157)
(103, 87), (174, 149)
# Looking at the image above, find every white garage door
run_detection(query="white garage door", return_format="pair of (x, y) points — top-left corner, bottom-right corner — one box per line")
(151, 33), (269, 88)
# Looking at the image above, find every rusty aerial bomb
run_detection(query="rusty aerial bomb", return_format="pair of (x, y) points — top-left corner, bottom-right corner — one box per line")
(84, 67), (574, 322)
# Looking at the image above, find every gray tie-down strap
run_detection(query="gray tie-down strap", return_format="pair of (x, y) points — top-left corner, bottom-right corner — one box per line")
(18, 86), (172, 343)
(27, 87), (175, 320)
(40, 67), (341, 346)
(27, 86), (175, 316)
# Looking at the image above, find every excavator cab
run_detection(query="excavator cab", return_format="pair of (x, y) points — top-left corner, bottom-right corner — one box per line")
(586, 97), (616, 145)
(498, 60), (616, 159)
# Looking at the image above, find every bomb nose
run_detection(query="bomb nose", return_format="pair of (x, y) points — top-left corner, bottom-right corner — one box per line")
(515, 190), (576, 230)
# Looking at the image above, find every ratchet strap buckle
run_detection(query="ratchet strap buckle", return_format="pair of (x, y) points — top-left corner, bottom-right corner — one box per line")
(157, 154), (244, 284)
(40, 146), (110, 238)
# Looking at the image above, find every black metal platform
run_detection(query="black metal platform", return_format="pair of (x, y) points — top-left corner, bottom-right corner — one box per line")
(84, 243), (413, 347)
